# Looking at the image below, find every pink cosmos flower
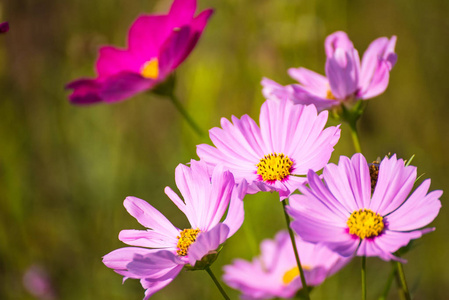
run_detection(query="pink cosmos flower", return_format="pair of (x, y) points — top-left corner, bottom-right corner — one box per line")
(262, 31), (397, 111)
(197, 99), (341, 199)
(288, 153), (442, 262)
(103, 160), (246, 299)
(223, 230), (350, 299)
(66, 0), (213, 104)
(0, 22), (8, 33)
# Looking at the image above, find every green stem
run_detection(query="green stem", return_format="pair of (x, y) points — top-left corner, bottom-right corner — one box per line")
(348, 120), (362, 153)
(396, 261), (411, 300)
(168, 92), (205, 137)
(281, 200), (310, 299)
(205, 266), (230, 300)
(361, 256), (366, 300)
(378, 262), (396, 300)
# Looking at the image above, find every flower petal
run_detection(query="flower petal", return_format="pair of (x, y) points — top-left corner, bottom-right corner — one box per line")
(325, 48), (360, 99)
(386, 179), (442, 231)
(288, 67), (329, 95)
(188, 223), (230, 266)
(324, 31), (354, 58)
(123, 196), (179, 237)
(370, 155), (417, 215)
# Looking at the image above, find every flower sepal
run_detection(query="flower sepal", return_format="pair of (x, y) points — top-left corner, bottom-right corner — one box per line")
(150, 73), (177, 97)
(294, 286), (314, 299)
(330, 97), (367, 125)
(184, 245), (223, 271)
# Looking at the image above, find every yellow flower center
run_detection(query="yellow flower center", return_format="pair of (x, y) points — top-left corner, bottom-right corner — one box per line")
(326, 89), (336, 100)
(256, 153), (293, 182)
(176, 228), (200, 256)
(141, 58), (159, 79)
(282, 265), (311, 285)
(347, 209), (384, 239)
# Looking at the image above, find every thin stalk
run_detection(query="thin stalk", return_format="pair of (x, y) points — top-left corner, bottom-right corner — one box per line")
(168, 92), (205, 137)
(205, 266), (230, 300)
(361, 256), (366, 300)
(378, 262), (397, 300)
(348, 120), (362, 153)
(396, 261), (411, 300)
(281, 200), (310, 299)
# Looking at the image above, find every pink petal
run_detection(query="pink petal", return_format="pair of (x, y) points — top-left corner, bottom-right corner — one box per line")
(65, 78), (103, 105)
(386, 179), (442, 231)
(128, 15), (171, 60)
(96, 46), (141, 79)
(103, 247), (158, 279)
(358, 60), (390, 99)
(222, 180), (247, 237)
(123, 196), (179, 237)
(370, 155), (417, 215)
(324, 31), (354, 58)
(325, 48), (360, 99)
(168, 0), (197, 25)
(118, 229), (177, 248)
(100, 72), (155, 103)
(289, 84), (339, 111)
(261, 77), (291, 101)
(323, 154), (371, 211)
(127, 250), (184, 278)
(188, 223), (230, 266)
(287, 67), (329, 95)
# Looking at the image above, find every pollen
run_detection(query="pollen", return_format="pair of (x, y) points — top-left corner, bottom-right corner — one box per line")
(347, 209), (384, 239)
(176, 228), (201, 256)
(282, 265), (311, 285)
(141, 58), (159, 79)
(256, 153), (293, 182)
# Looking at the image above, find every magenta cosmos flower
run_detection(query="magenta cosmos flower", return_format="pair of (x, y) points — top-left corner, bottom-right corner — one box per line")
(288, 153), (442, 262)
(0, 22), (8, 33)
(262, 31), (397, 111)
(66, 0), (213, 104)
(103, 160), (245, 299)
(223, 230), (350, 299)
(197, 99), (341, 199)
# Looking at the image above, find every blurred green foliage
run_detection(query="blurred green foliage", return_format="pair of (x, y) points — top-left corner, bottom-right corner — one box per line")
(1, 0), (448, 299)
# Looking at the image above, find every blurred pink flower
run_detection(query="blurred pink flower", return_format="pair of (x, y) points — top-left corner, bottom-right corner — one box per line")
(66, 0), (213, 104)
(223, 231), (350, 299)
(197, 99), (340, 199)
(288, 153), (442, 262)
(23, 265), (56, 300)
(262, 31), (397, 111)
(103, 161), (246, 299)
(0, 22), (8, 33)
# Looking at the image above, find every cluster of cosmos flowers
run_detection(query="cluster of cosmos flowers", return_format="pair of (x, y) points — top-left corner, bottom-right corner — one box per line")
(65, 0), (442, 299)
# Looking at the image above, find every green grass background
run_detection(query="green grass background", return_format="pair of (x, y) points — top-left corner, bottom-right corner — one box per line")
(1, 0), (448, 299)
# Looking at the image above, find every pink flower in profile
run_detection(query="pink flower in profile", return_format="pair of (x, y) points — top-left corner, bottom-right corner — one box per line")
(103, 160), (246, 299)
(197, 99), (341, 199)
(223, 231), (350, 299)
(262, 31), (397, 111)
(66, 0), (213, 104)
(0, 22), (8, 33)
(288, 153), (442, 262)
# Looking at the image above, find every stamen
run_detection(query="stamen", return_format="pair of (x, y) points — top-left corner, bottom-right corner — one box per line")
(176, 228), (200, 256)
(347, 209), (384, 239)
(141, 58), (159, 79)
(282, 265), (311, 285)
(326, 89), (336, 100)
(256, 153), (293, 182)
